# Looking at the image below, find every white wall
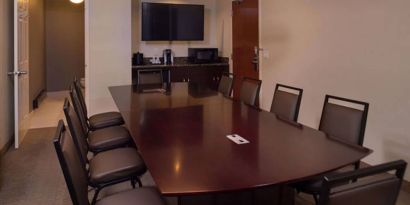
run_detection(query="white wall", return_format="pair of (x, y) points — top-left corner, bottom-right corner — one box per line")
(0, 0), (14, 151)
(86, 0), (132, 115)
(132, 0), (218, 57)
(260, 0), (410, 180)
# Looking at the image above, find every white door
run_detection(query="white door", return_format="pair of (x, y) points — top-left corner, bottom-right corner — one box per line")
(10, 0), (30, 149)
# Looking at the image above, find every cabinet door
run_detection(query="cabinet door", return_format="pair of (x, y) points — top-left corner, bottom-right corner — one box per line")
(171, 67), (189, 82)
(189, 68), (210, 84)
(170, 65), (229, 86)
(210, 66), (229, 89)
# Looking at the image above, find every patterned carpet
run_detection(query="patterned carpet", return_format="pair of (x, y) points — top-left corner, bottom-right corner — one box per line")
(0, 127), (157, 205)
(0, 127), (71, 205)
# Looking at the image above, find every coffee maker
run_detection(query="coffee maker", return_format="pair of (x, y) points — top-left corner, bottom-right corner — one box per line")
(132, 52), (144, 65)
(163, 49), (174, 65)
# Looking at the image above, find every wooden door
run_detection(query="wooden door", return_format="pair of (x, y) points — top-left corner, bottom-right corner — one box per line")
(232, 0), (259, 99)
(12, 0), (30, 148)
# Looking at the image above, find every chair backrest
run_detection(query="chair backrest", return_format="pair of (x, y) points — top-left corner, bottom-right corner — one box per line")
(318, 160), (407, 205)
(70, 85), (89, 134)
(73, 77), (88, 118)
(270, 84), (303, 122)
(63, 98), (89, 166)
(53, 120), (90, 205)
(138, 69), (164, 85)
(218, 73), (234, 97)
(319, 95), (369, 146)
(239, 77), (262, 106)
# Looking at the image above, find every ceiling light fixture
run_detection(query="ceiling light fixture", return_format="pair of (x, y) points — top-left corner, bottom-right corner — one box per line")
(70, 0), (84, 4)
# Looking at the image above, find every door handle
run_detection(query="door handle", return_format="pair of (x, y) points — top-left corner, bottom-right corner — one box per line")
(18, 71), (28, 75)
(253, 46), (263, 71)
(8, 71), (28, 76)
(252, 57), (259, 64)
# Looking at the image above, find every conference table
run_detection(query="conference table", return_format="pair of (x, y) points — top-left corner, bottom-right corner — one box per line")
(109, 83), (371, 204)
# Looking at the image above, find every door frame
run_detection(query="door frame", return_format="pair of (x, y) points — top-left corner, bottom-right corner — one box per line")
(258, 0), (262, 80)
(13, 0), (18, 148)
(13, 0), (30, 149)
(257, 0), (263, 100)
(84, 0), (90, 112)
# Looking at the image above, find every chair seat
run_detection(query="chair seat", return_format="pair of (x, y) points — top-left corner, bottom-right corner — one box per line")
(89, 112), (124, 130)
(96, 187), (165, 205)
(88, 126), (132, 153)
(296, 165), (356, 194)
(89, 148), (146, 184)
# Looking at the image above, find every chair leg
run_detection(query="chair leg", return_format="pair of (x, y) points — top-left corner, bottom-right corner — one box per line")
(313, 194), (319, 205)
(137, 178), (143, 187)
(278, 186), (284, 205)
(352, 161), (361, 182)
(91, 188), (101, 205)
(250, 190), (256, 205)
(177, 196), (182, 205)
(131, 180), (136, 189)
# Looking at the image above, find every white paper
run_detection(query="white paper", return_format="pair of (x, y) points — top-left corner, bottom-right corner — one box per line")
(226, 134), (250, 145)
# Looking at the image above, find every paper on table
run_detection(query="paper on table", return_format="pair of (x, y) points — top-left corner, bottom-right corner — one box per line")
(226, 134), (250, 145)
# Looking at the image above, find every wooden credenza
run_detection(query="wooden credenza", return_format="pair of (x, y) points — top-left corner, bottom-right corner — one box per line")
(132, 63), (229, 89)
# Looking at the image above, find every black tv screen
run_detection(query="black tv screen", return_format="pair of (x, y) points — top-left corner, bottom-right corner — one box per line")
(142, 3), (204, 41)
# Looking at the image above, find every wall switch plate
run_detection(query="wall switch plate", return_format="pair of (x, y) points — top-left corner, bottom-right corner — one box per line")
(263, 50), (270, 58)
(226, 134), (250, 145)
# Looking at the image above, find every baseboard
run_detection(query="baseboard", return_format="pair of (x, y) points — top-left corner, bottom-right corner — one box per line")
(32, 89), (46, 110)
(0, 136), (14, 158)
(47, 90), (69, 99)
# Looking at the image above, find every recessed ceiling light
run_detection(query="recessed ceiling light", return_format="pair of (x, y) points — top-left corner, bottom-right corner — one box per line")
(70, 0), (84, 4)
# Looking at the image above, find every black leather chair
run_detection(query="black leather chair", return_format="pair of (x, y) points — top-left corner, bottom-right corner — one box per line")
(319, 95), (369, 147)
(137, 69), (164, 85)
(64, 101), (147, 204)
(67, 95), (132, 154)
(73, 78), (124, 131)
(239, 77), (262, 107)
(218, 73), (234, 97)
(53, 121), (165, 205)
(317, 160), (407, 205)
(270, 84), (303, 122)
(297, 95), (370, 203)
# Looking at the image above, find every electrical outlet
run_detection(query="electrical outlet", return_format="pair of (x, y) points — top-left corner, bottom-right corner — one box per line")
(226, 134), (250, 145)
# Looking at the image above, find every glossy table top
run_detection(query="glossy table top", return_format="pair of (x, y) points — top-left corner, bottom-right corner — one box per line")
(109, 83), (371, 196)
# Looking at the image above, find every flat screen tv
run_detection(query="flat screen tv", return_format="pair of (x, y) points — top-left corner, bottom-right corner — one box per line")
(142, 3), (205, 41)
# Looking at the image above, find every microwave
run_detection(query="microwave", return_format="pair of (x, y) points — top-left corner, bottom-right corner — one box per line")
(188, 48), (219, 64)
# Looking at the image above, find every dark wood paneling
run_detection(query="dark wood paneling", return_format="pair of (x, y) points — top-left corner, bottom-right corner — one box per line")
(232, 0), (260, 98)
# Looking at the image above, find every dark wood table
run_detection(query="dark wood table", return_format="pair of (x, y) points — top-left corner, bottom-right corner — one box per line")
(109, 83), (371, 197)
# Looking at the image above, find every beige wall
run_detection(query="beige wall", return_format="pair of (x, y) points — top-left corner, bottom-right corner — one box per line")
(260, 0), (410, 180)
(86, 0), (132, 115)
(215, 0), (232, 70)
(132, 0), (219, 57)
(0, 0), (15, 151)
(29, 0), (46, 110)
(45, 0), (84, 92)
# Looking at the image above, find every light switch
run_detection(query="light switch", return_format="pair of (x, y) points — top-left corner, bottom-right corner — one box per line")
(263, 50), (270, 58)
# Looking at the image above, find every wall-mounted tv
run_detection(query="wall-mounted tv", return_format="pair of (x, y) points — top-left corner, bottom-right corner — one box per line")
(142, 2), (205, 41)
